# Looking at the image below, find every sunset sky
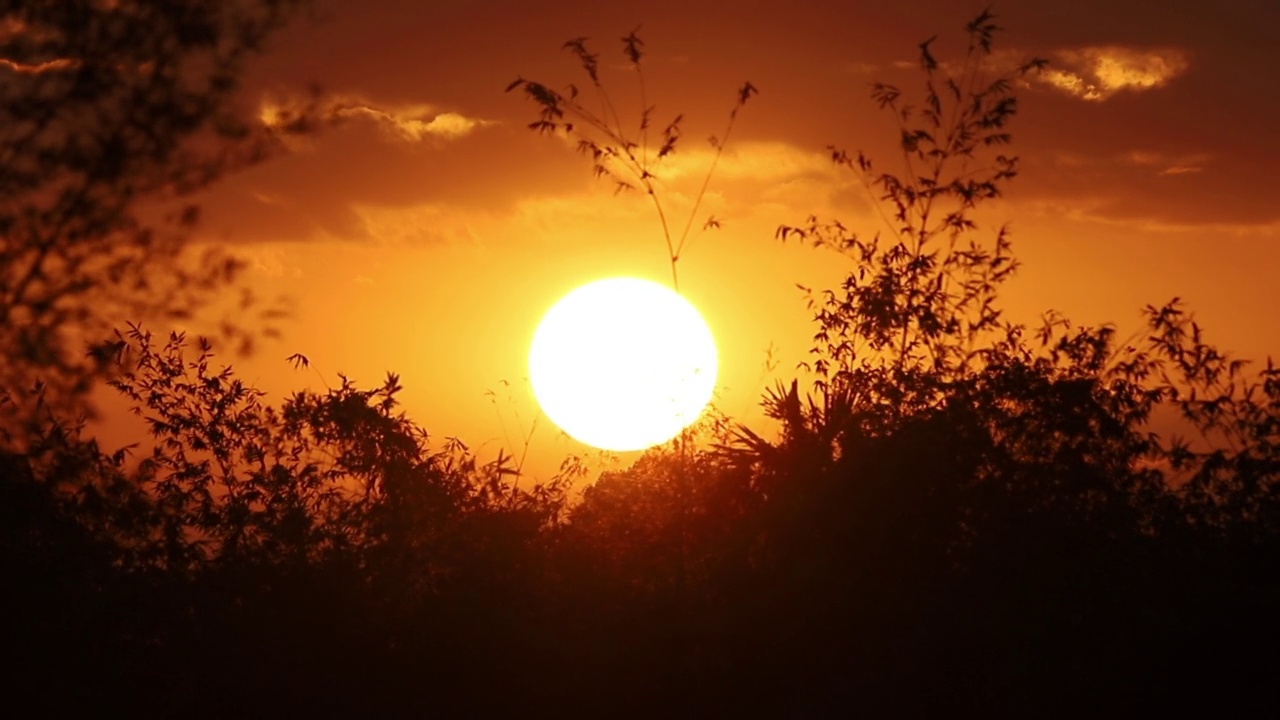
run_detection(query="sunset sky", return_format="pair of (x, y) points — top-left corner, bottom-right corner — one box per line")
(116, 0), (1279, 479)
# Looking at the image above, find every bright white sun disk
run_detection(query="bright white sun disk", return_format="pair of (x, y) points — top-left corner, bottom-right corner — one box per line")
(529, 277), (718, 452)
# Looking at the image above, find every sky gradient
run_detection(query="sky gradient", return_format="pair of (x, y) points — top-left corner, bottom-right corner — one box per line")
(108, 0), (1280, 478)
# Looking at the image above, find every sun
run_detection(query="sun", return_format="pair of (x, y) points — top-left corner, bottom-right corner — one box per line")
(529, 277), (718, 452)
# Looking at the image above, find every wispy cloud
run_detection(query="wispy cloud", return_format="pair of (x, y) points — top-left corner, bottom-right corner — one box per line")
(259, 92), (493, 145)
(0, 56), (77, 74)
(1122, 150), (1211, 176)
(844, 61), (881, 75)
(562, 140), (866, 228)
(328, 102), (490, 141)
(241, 245), (303, 278)
(342, 141), (854, 246)
(351, 202), (486, 246)
(1052, 149), (1211, 176)
(1021, 198), (1279, 237)
(654, 141), (842, 183)
(1039, 46), (1190, 101)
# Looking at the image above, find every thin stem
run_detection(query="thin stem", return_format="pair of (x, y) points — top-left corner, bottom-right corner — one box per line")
(637, 64), (649, 170)
(674, 105), (741, 262)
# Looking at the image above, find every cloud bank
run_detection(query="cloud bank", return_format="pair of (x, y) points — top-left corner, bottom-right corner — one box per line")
(1040, 46), (1190, 101)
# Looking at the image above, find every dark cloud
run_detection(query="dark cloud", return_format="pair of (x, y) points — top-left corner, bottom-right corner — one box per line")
(201, 0), (1278, 238)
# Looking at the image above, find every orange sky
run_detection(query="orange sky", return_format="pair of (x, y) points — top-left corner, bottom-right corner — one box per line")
(98, 0), (1280, 480)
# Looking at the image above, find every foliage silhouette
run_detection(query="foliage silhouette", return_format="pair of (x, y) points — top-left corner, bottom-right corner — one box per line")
(2, 10), (1279, 717)
(0, 0), (304, 439)
(508, 30), (755, 290)
(6, 324), (573, 713)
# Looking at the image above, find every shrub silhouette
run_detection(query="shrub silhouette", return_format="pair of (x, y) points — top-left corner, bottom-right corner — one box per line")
(522, 12), (1280, 714)
(6, 325), (572, 713)
(2, 10), (1278, 716)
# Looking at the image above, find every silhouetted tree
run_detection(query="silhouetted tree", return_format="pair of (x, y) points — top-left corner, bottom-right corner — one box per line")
(503, 13), (1280, 715)
(0, 0), (304, 439)
(715, 10), (1280, 713)
(4, 324), (573, 713)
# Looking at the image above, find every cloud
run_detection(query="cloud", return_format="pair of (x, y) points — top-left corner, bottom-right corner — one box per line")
(640, 141), (846, 185)
(350, 202), (486, 246)
(327, 102), (491, 141)
(556, 140), (867, 232)
(1039, 46), (1190, 101)
(239, 245), (302, 278)
(258, 92), (493, 145)
(1049, 149), (1211, 176)
(339, 141), (849, 249)
(1020, 198), (1280, 238)
(844, 61), (881, 75)
(0, 57), (77, 74)
(1122, 150), (1211, 175)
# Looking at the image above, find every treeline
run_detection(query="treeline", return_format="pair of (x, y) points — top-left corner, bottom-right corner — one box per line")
(3, 7), (1278, 717)
(3, 308), (1278, 716)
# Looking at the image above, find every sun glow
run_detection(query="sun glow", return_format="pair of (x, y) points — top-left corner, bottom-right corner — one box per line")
(529, 277), (718, 452)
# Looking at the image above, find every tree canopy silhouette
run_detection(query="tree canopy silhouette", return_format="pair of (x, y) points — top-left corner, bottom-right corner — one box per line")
(2, 10), (1278, 716)
(0, 0), (304, 440)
